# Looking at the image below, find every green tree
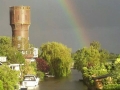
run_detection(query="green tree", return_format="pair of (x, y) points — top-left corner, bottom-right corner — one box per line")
(0, 36), (12, 56)
(74, 41), (111, 86)
(7, 47), (25, 64)
(21, 61), (36, 80)
(111, 58), (120, 83)
(0, 36), (11, 46)
(99, 49), (109, 63)
(74, 46), (100, 72)
(90, 41), (100, 50)
(39, 42), (72, 77)
(0, 65), (19, 90)
(0, 36), (25, 64)
(109, 53), (118, 60)
(0, 80), (4, 90)
(12, 37), (29, 50)
(74, 41), (109, 72)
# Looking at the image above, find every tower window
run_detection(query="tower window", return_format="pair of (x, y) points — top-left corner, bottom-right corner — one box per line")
(25, 15), (27, 20)
(18, 15), (19, 20)
(18, 44), (21, 48)
(18, 36), (21, 40)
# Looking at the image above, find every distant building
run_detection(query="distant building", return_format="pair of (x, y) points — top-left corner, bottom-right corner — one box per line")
(0, 56), (7, 62)
(33, 48), (38, 58)
(9, 6), (30, 51)
(9, 6), (38, 61)
(9, 64), (21, 71)
(25, 47), (38, 62)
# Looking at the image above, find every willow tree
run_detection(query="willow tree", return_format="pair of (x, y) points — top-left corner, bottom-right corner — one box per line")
(39, 42), (72, 77)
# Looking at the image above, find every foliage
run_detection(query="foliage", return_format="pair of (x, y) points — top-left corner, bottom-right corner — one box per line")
(0, 65), (19, 90)
(0, 36), (11, 46)
(110, 58), (120, 83)
(36, 58), (50, 73)
(109, 53), (118, 60)
(12, 37), (29, 50)
(90, 41), (100, 50)
(115, 58), (120, 64)
(0, 36), (25, 64)
(12, 37), (34, 55)
(0, 80), (4, 90)
(74, 41), (109, 72)
(0, 36), (12, 56)
(101, 58), (120, 87)
(31, 61), (37, 71)
(36, 71), (45, 81)
(21, 61), (36, 80)
(39, 42), (72, 77)
(74, 46), (100, 72)
(7, 47), (25, 64)
(74, 41), (111, 87)
(83, 64), (108, 77)
(103, 84), (120, 90)
(99, 49), (109, 63)
(82, 64), (108, 85)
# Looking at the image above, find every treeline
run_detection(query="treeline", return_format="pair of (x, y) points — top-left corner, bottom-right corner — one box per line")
(0, 36), (73, 89)
(0, 36), (119, 90)
(73, 41), (120, 89)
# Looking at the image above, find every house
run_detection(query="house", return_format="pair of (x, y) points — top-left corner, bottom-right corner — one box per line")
(9, 64), (22, 71)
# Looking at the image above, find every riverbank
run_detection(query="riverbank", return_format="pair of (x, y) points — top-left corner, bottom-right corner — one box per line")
(38, 69), (87, 90)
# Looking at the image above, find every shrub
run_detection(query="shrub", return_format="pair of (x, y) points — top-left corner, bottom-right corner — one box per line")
(103, 84), (120, 90)
(0, 80), (4, 90)
(36, 71), (45, 81)
(20, 61), (36, 80)
(36, 58), (50, 73)
(0, 65), (19, 90)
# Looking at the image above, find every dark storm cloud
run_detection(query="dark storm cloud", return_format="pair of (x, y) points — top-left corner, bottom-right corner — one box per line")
(74, 0), (120, 28)
(0, 0), (120, 53)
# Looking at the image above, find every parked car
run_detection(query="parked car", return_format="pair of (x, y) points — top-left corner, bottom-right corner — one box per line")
(21, 75), (40, 89)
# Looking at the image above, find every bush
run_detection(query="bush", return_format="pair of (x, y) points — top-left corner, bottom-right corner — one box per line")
(36, 58), (50, 73)
(0, 80), (4, 90)
(0, 65), (19, 90)
(103, 84), (120, 90)
(36, 71), (45, 81)
(21, 61), (36, 80)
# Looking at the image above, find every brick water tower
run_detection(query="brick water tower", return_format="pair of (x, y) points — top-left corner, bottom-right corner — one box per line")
(10, 6), (30, 51)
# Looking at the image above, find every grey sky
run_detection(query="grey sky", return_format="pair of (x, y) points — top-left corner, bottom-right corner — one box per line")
(0, 0), (120, 53)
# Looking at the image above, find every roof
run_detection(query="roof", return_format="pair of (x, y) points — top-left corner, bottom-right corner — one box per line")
(92, 74), (111, 80)
(24, 75), (36, 77)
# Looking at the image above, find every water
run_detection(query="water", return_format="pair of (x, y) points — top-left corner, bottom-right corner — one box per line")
(37, 69), (87, 90)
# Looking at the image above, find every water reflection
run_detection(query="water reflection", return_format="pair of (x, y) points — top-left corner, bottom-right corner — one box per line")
(38, 69), (87, 90)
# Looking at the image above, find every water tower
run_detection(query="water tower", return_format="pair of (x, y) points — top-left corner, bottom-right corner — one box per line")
(10, 6), (30, 51)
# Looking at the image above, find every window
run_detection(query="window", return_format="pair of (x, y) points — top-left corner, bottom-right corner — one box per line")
(22, 51), (25, 54)
(17, 36), (21, 40)
(18, 15), (19, 20)
(18, 44), (20, 48)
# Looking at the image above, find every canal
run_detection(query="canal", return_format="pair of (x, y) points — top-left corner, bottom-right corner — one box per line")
(37, 69), (87, 90)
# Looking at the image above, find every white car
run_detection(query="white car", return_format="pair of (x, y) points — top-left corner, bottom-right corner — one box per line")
(21, 75), (40, 89)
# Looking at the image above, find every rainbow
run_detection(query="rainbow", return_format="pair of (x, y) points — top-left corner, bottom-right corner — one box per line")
(58, 0), (89, 47)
